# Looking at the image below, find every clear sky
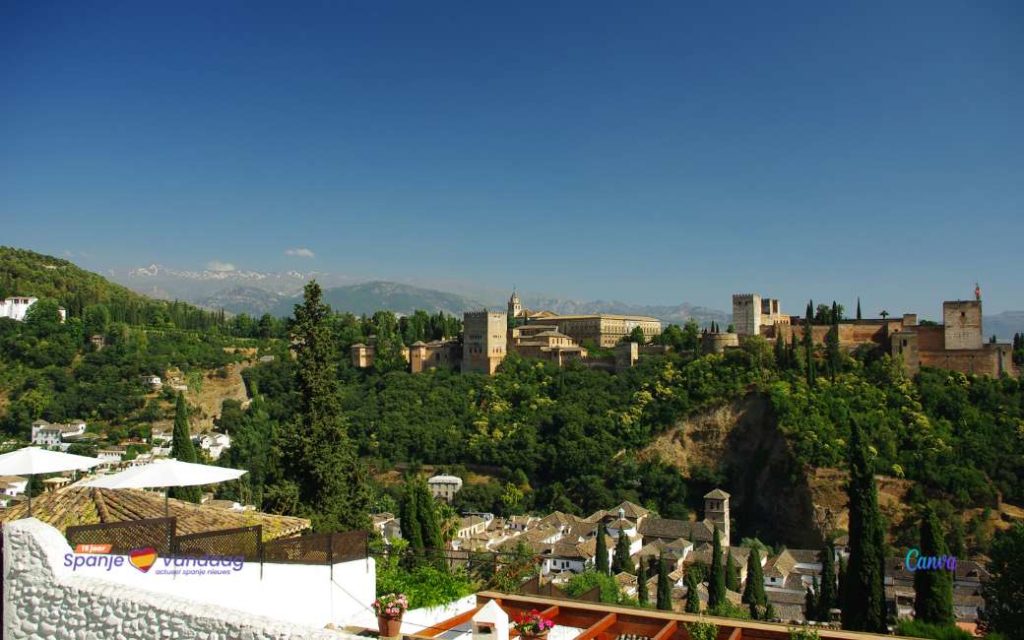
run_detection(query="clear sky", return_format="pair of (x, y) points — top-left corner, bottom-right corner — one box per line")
(2, 1), (1021, 314)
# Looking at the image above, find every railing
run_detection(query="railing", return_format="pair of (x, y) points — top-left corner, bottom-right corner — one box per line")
(64, 518), (368, 572)
(66, 517), (176, 555)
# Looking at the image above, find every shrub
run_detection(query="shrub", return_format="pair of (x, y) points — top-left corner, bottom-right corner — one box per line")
(895, 619), (973, 640)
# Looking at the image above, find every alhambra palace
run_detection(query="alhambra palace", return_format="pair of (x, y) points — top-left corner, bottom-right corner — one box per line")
(352, 288), (1016, 378)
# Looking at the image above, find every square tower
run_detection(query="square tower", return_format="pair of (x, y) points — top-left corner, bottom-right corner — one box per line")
(703, 488), (731, 548)
(732, 294), (762, 336)
(942, 301), (982, 350)
(463, 311), (508, 374)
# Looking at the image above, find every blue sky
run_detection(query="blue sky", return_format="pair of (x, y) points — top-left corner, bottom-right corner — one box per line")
(2, 1), (1021, 314)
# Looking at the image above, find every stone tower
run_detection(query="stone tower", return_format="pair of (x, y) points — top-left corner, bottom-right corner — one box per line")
(508, 289), (522, 320)
(943, 300), (983, 350)
(704, 488), (731, 547)
(732, 294), (762, 336)
(462, 310), (508, 375)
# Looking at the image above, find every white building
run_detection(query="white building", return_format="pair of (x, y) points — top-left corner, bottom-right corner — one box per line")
(30, 420), (86, 446)
(199, 433), (232, 460)
(0, 297), (38, 321)
(427, 474), (463, 502)
(0, 475), (28, 497)
(97, 448), (126, 464)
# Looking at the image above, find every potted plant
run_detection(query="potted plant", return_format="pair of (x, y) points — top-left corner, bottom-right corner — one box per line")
(373, 593), (409, 638)
(513, 609), (555, 639)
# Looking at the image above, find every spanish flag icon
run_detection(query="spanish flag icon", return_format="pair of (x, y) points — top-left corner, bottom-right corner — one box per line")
(129, 547), (158, 573)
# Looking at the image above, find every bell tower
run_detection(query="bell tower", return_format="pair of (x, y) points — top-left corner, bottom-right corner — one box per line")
(704, 488), (731, 547)
(508, 288), (522, 320)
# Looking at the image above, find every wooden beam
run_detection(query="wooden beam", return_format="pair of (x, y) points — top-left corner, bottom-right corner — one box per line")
(575, 613), (617, 640)
(539, 606), (560, 619)
(726, 627), (742, 640)
(416, 605), (482, 638)
(652, 620), (678, 640)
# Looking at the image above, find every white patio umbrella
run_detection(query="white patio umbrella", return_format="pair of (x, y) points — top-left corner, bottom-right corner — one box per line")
(85, 459), (247, 516)
(0, 447), (102, 516)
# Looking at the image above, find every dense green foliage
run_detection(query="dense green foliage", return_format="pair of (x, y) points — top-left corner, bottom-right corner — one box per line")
(169, 393), (201, 502)
(914, 506), (954, 625)
(284, 282), (370, 531)
(565, 570), (633, 605)
(981, 523), (1024, 640)
(895, 620), (973, 640)
(842, 420), (887, 632)
(375, 540), (475, 609)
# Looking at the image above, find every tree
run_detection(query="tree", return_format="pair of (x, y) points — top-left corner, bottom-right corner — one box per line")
(371, 310), (407, 374)
(805, 583), (818, 622)
(286, 281), (370, 532)
(856, 297), (862, 321)
(842, 418), (887, 632)
(685, 568), (701, 613)
(637, 558), (649, 606)
(612, 531), (634, 574)
(656, 552), (672, 611)
(825, 321), (841, 380)
(817, 542), (838, 620)
(803, 301), (816, 386)
(742, 546), (767, 615)
(914, 505), (955, 625)
(708, 527), (726, 609)
(627, 325), (646, 345)
(399, 479), (424, 554)
(981, 523), (1024, 640)
(169, 393), (201, 502)
(725, 552), (740, 592)
(596, 522), (609, 575)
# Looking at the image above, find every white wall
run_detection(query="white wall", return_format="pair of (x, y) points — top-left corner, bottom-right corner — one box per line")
(3, 518), (373, 639)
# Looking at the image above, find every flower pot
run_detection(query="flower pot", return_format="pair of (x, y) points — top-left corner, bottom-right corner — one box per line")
(378, 615), (403, 638)
(520, 632), (549, 640)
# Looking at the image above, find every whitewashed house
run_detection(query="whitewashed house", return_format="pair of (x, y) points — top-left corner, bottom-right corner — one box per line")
(199, 433), (231, 460)
(0, 475), (28, 497)
(30, 420), (86, 446)
(0, 297), (38, 321)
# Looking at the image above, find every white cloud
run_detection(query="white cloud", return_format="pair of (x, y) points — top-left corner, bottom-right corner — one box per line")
(206, 260), (236, 272)
(285, 248), (316, 258)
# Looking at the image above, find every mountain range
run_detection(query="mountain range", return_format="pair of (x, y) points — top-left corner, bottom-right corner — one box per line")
(107, 262), (1024, 338)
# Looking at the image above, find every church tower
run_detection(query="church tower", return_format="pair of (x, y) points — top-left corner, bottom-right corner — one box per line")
(704, 488), (731, 547)
(508, 288), (522, 320)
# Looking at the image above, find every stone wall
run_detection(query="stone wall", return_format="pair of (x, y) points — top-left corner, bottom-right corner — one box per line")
(3, 518), (362, 640)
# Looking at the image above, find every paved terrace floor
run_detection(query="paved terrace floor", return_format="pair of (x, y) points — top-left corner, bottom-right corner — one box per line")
(407, 592), (904, 640)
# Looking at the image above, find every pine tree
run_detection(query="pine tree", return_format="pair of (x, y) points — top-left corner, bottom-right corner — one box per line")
(914, 505), (955, 625)
(804, 301), (816, 386)
(685, 568), (701, 613)
(656, 552), (672, 611)
(842, 419), (887, 632)
(286, 281), (370, 532)
(637, 558), (649, 606)
(708, 527), (726, 609)
(596, 523), (609, 575)
(725, 552), (740, 592)
(742, 546), (767, 610)
(169, 393), (201, 503)
(817, 542), (838, 621)
(613, 531), (634, 574)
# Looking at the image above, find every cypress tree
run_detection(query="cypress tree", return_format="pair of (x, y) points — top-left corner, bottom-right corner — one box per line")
(914, 505), (955, 625)
(709, 527), (726, 609)
(774, 333), (787, 369)
(613, 532), (634, 574)
(725, 552), (740, 592)
(856, 297), (862, 321)
(805, 583), (818, 622)
(656, 552), (672, 611)
(742, 546), (767, 609)
(287, 281), (370, 532)
(764, 602), (777, 621)
(826, 321), (841, 380)
(837, 554), (847, 607)
(804, 300), (816, 386)
(818, 542), (838, 620)
(417, 478), (445, 561)
(637, 558), (649, 606)
(596, 523), (609, 575)
(685, 568), (701, 613)
(169, 393), (201, 503)
(399, 479), (424, 555)
(842, 419), (887, 632)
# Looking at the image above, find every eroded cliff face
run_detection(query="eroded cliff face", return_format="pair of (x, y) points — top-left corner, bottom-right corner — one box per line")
(641, 393), (824, 547)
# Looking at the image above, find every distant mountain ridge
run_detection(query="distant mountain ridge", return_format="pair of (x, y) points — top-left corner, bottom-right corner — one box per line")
(270, 281), (486, 318)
